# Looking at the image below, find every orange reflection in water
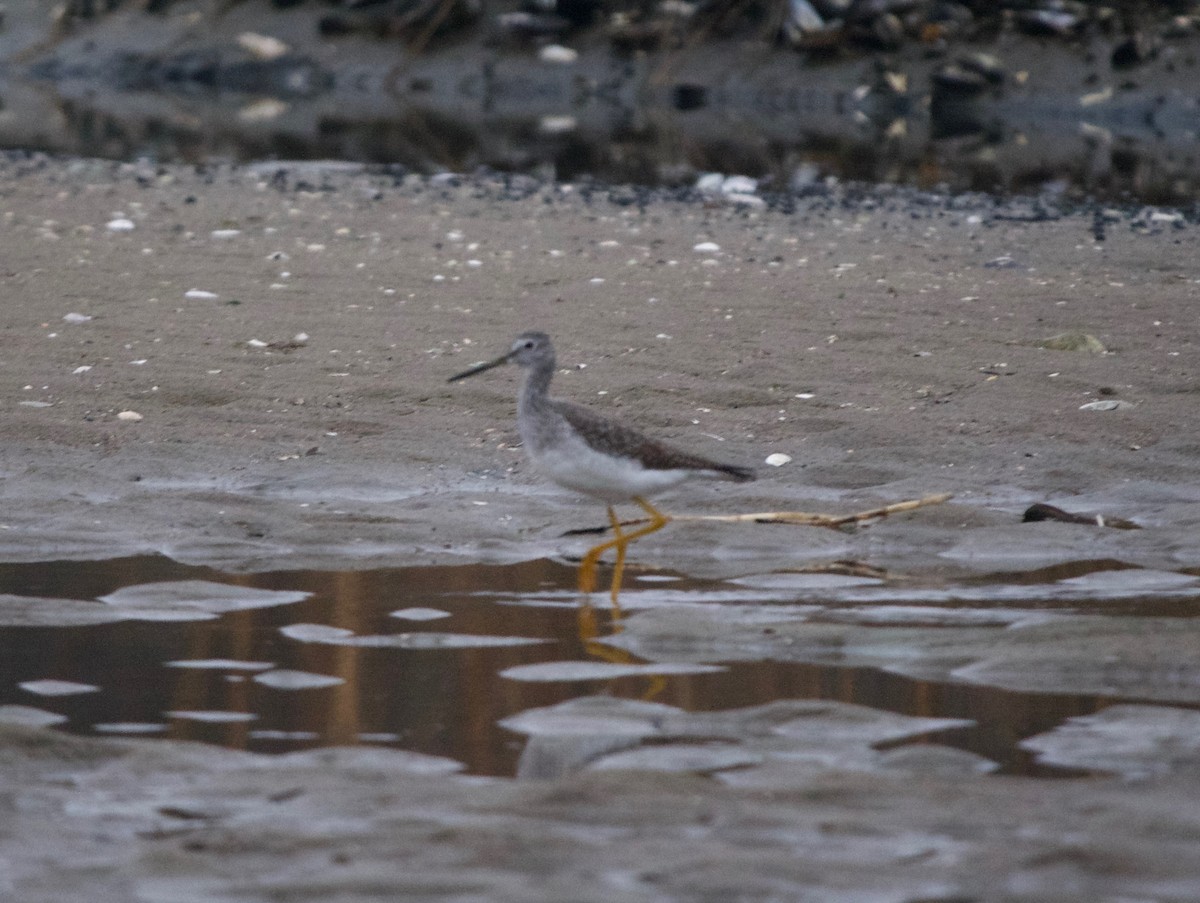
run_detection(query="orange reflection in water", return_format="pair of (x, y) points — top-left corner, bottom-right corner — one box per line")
(0, 555), (1117, 777)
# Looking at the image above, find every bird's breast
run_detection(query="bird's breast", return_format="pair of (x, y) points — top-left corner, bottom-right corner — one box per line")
(528, 430), (694, 503)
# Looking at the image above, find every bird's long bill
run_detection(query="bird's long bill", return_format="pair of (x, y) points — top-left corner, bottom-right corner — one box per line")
(447, 351), (512, 383)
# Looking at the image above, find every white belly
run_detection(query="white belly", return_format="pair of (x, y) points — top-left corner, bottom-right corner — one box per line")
(530, 432), (695, 504)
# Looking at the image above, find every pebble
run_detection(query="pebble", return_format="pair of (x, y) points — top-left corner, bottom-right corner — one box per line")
(725, 192), (765, 209)
(539, 115), (577, 134)
(236, 31), (290, 61)
(722, 175), (758, 195)
(538, 44), (578, 64)
(238, 99), (288, 122)
(117, 410), (144, 422)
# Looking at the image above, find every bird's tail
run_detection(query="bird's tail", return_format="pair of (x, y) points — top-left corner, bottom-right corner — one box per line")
(715, 463), (756, 482)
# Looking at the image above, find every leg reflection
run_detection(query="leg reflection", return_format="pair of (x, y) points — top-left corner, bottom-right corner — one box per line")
(576, 499), (671, 605)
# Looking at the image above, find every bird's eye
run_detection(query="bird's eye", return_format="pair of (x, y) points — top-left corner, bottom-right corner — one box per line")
(523, 341), (534, 349)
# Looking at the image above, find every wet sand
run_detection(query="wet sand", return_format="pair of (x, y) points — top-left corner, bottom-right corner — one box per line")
(3, 155), (1200, 898)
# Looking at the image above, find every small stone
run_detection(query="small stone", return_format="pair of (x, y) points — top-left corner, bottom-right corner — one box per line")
(538, 44), (577, 63)
(1037, 332), (1106, 353)
(239, 99), (289, 122)
(117, 410), (144, 422)
(237, 31), (290, 61)
(721, 175), (757, 195)
(539, 115), (577, 134)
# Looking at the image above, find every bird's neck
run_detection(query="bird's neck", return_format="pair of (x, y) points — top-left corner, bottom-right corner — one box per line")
(517, 360), (555, 439)
(519, 360), (554, 408)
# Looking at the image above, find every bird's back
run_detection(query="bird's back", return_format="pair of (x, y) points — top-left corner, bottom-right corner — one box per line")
(552, 398), (755, 482)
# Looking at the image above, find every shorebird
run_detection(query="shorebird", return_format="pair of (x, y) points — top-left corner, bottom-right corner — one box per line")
(448, 331), (755, 601)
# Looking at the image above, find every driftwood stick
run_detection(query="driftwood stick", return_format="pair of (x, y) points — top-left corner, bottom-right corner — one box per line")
(562, 493), (953, 536)
(670, 492), (954, 527)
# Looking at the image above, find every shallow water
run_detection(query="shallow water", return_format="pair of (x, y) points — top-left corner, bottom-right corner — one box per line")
(2, 554), (1178, 778)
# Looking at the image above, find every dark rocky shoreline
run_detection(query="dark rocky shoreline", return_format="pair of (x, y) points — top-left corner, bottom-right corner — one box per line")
(3, 0), (1200, 202)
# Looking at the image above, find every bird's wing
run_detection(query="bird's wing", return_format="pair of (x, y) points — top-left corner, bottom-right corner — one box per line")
(552, 399), (754, 481)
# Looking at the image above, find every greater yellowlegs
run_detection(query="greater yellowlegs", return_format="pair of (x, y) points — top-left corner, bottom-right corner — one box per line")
(448, 331), (755, 600)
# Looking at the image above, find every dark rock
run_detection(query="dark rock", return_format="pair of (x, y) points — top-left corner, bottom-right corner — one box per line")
(812, 0), (853, 18)
(1023, 503), (1140, 530)
(495, 11), (570, 38)
(846, 0), (921, 24)
(932, 62), (990, 94)
(609, 20), (672, 53)
(1112, 32), (1156, 68)
(1016, 8), (1082, 38)
(957, 51), (1005, 85)
(870, 12), (905, 49)
(784, 0), (826, 46)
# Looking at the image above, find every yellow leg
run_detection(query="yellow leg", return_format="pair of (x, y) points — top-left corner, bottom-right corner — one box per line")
(576, 498), (671, 604)
(578, 506), (622, 595)
(608, 508), (629, 607)
(577, 503), (671, 700)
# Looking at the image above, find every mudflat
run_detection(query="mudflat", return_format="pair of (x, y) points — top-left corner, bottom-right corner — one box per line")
(2, 154), (1200, 900)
